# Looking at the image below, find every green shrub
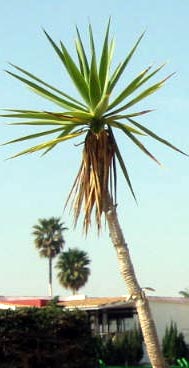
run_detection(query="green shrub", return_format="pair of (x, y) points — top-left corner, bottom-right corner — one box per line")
(0, 306), (97, 368)
(162, 321), (189, 365)
(122, 327), (143, 365)
(97, 326), (143, 366)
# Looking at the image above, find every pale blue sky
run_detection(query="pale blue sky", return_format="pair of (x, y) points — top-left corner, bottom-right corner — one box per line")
(0, 0), (189, 298)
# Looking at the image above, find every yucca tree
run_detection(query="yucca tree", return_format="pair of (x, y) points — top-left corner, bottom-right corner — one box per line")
(56, 248), (91, 295)
(2, 21), (186, 368)
(33, 217), (67, 297)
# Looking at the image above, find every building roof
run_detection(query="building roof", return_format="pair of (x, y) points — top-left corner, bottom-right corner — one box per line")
(0, 295), (189, 310)
(0, 297), (50, 308)
(58, 296), (130, 310)
(149, 296), (189, 305)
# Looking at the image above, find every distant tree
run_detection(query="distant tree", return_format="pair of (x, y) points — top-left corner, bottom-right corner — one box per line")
(179, 288), (189, 298)
(56, 248), (90, 294)
(33, 217), (67, 297)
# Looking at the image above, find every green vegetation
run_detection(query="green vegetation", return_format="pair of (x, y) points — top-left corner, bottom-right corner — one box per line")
(96, 327), (143, 366)
(162, 321), (188, 365)
(0, 306), (97, 368)
(32, 217), (67, 296)
(56, 247), (91, 294)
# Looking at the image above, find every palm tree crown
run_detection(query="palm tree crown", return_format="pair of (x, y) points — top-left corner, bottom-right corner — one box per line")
(56, 248), (91, 294)
(33, 217), (67, 258)
(2, 21), (186, 232)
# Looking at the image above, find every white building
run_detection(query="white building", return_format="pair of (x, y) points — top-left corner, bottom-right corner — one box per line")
(149, 296), (189, 344)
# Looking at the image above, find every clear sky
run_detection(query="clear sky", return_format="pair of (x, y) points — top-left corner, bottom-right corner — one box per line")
(0, 0), (189, 298)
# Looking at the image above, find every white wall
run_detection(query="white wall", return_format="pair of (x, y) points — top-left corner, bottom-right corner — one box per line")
(149, 298), (189, 343)
(0, 303), (15, 310)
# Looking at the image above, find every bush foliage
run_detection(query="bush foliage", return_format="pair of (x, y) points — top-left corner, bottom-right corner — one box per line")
(162, 321), (189, 365)
(96, 326), (143, 366)
(0, 306), (97, 368)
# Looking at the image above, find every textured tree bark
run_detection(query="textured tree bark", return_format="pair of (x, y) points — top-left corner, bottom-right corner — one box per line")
(104, 195), (166, 368)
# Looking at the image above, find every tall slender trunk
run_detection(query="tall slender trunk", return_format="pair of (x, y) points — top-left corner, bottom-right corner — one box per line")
(104, 194), (166, 368)
(48, 256), (52, 298)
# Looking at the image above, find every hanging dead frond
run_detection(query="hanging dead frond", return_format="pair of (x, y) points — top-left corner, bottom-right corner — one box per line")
(66, 129), (116, 233)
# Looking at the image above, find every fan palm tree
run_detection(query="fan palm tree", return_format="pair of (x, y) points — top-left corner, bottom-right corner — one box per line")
(2, 21), (187, 368)
(56, 248), (91, 295)
(32, 217), (67, 297)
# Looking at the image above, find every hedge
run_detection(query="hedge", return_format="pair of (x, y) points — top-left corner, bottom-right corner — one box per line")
(0, 306), (97, 368)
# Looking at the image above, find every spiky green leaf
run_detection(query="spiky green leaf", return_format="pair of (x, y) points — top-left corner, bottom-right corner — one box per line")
(8, 131), (86, 159)
(109, 32), (145, 92)
(127, 117), (188, 156)
(43, 29), (65, 63)
(108, 75), (171, 116)
(108, 126), (136, 200)
(89, 24), (96, 56)
(105, 109), (153, 122)
(9, 63), (87, 109)
(75, 27), (90, 82)
(8, 120), (82, 127)
(136, 63), (166, 89)
(6, 70), (83, 110)
(108, 65), (152, 111)
(3, 127), (65, 145)
(110, 121), (145, 135)
(0, 110), (70, 121)
(60, 41), (90, 104)
(114, 121), (161, 164)
(94, 94), (109, 118)
(99, 19), (111, 92)
(89, 53), (101, 109)
(42, 126), (77, 156)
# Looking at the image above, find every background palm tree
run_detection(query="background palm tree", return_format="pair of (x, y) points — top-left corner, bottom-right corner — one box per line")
(33, 217), (67, 297)
(56, 248), (91, 295)
(179, 288), (189, 298)
(2, 21), (187, 368)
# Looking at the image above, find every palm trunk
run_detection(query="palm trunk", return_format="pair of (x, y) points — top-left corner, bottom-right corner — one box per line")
(48, 256), (52, 298)
(104, 194), (166, 368)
